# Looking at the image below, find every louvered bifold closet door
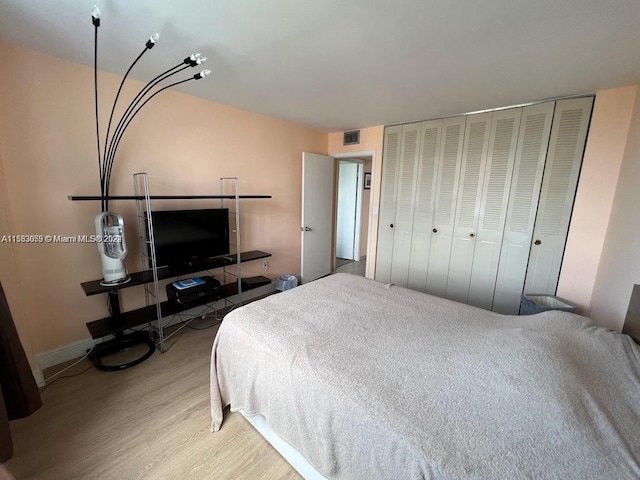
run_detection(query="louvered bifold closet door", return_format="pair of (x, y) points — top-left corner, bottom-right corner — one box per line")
(492, 102), (555, 314)
(374, 125), (402, 283)
(467, 108), (522, 310)
(445, 113), (492, 304)
(390, 123), (422, 287)
(407, 120), (443, 291)
(425, 117), (466, 297)
(524, 97), (594, 296)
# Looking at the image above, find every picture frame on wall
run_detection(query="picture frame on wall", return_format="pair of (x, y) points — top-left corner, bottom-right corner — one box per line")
(364, 173), (372, 190)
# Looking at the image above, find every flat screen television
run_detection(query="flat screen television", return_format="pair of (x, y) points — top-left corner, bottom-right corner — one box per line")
(147, 209), (230, 267)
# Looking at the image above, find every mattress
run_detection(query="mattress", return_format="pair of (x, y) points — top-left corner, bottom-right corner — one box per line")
(210, 273), (640, 479)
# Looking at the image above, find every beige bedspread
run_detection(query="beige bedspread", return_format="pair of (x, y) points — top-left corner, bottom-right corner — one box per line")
(210, 273), (640, 479)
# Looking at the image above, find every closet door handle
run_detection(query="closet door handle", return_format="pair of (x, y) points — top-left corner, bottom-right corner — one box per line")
(469, 232), (476, 238)
(534, 239), (542, 245)
(432, 228), (438, 233)
(390, 224), (394, 228)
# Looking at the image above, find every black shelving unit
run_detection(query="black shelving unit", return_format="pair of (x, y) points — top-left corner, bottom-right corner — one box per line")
(76, 173), (272, 370)
(86, 266), (270, 339)
(81, 250), (271, 296)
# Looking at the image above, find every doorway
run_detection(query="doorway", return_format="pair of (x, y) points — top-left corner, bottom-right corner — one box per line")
(301, 150), (376, 283)
(334, 157), (371, 277)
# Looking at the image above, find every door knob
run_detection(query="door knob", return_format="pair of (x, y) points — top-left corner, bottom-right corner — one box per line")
(390, 224), (394, 228)
(469, 232), (476, 238)
(534, 239), (542, 245)
(432, 228), (438, 233)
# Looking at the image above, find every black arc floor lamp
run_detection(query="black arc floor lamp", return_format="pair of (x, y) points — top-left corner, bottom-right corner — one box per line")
(89, 5), (210, 371)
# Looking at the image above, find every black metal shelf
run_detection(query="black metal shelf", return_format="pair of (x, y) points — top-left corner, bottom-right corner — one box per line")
(86, 277), (270, 339)
(78, 176), (272, 367)
(69, 194), (271, 201)
(81, 250), (271, 296)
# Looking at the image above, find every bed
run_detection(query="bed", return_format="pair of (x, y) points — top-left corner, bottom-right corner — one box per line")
(210, 273), (640, 479)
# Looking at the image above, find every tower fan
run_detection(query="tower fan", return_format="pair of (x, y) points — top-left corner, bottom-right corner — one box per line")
(95, 212), (130, 287)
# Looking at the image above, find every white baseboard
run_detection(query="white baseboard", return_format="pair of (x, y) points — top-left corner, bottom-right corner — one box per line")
(35, 336), (102, 375)
(33, 283), (276, 379)
(32, 368), (44, 387)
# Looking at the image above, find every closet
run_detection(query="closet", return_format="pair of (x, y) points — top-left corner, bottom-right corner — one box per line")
(375, 97), (593, 314)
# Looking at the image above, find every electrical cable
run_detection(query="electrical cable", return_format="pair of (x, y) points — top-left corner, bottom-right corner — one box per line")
(39, 363), (94, 394)
(158, 306), (223, 348)
(185, 317), (221, 330)
(39, 343), (98, 393)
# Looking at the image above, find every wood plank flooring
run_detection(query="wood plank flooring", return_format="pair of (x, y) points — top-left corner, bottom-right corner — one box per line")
(6, 318), (300, 480)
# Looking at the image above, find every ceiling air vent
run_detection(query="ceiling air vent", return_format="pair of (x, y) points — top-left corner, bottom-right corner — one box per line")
(343, 130), (360, 145)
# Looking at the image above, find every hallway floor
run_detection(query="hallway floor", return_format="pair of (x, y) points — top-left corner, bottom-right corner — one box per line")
(334, 257), (366, 277)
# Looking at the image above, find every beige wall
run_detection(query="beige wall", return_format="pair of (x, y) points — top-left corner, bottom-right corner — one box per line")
(329, 126), (384, 277)
(0, 42), (327, 361)
(360, 158), (372, 257)
(557, 86), (638, 315)
(4, 37), (637, 361)
(589, 87), (640, 331)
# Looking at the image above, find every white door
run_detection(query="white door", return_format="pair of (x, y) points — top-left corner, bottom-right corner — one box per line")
(524, 97), (594, 295)
(493, 102), (555, 314)
(446, 113), (493, 304)
(375, 126), (402, 283)
(425, 117), (466, 297)
(407, 120), (443, 292)
(467, 108), (522, 310)
(336, 161), (360, 260)
(301, 152), (334, 284)
(390, 123), (422, 287)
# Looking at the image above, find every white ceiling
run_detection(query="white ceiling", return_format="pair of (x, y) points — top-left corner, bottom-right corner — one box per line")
(1, 0), (640, 131)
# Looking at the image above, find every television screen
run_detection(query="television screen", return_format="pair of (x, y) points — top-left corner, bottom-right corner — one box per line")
(147, 209), (230, 267)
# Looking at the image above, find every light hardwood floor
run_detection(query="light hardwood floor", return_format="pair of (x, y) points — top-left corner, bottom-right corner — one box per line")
(7, 319), (300, 480)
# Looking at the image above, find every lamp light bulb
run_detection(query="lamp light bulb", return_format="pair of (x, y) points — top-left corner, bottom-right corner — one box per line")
(91, 5), (101, 26)
(194, 69), (211, 80)
(146, 33), (160, 49)
(184, 53), (205, 67)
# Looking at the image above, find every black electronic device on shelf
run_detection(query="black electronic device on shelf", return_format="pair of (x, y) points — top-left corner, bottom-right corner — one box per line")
(146, 208), (230, 268)
(166, 276), (222, 306)
(82, 251), (272, 339)
(241, 276), (272, 290)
